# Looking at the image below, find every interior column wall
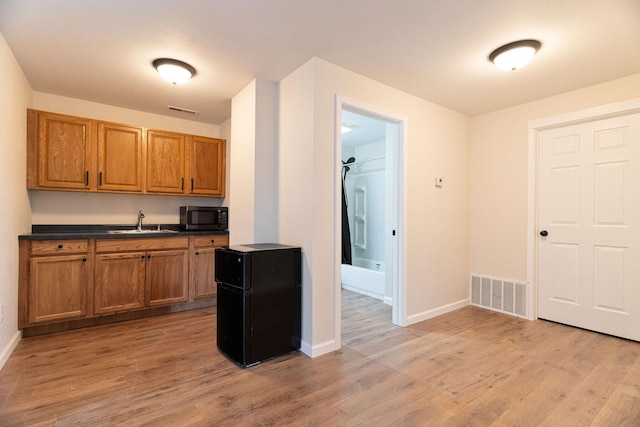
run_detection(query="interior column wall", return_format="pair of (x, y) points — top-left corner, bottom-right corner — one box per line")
(230, 79), (279, 245)
(279, 58), (470, 356)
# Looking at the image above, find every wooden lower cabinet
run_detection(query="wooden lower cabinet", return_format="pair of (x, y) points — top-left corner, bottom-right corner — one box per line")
(23, 239), (90, 325)
(145, 249), (189, 306)
(94, 252), (146, 314)
(193, 248), (216, 299)
(94, 248), (189, 313)
(29, 254), (89, 324)
(94, 237), (189, 313)
(191, 234), (229, 299)
(19, 233), (228, 334)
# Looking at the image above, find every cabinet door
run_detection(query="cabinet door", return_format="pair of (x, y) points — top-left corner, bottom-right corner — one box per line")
(94, 252), (146, 315)
(193, 247), (217, 299)
(97, 122), (144, 192)
(188, 136), (225, 196)
(29, 255), (88, 323)
(146, 130), (185, 194)
(36, 112), (93, 190)
(146, 249), (189, 306)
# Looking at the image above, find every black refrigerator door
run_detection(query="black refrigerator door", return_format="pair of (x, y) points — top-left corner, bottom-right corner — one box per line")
(250, 248), (301, 293)
(215, 249), (251, 289)
(250, 247), (302, 360)
(251, 281), (301, 362)
(216, 282), (251, 366)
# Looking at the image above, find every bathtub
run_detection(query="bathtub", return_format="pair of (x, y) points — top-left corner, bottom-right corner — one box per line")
(341, 258), (385, 300)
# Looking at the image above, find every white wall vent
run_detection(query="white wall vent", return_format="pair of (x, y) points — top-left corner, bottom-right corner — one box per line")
(470, 274), (527, 318)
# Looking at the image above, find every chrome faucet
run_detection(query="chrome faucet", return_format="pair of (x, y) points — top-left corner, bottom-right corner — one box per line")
(136, 210), (145, 231)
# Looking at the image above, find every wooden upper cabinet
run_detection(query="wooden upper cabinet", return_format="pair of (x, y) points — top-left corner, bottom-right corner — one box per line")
(97, 122), (144, 192)
(146, 130), (186, 194)
(188, 135), (226, 196)
(27, 109), (225, 197)
(28, 110), (93, 190)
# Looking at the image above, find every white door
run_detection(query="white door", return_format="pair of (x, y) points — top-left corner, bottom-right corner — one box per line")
(538, 112), (640, 341)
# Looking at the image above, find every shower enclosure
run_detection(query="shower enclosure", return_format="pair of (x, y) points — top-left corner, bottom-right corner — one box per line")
(341, 138), (386, 300)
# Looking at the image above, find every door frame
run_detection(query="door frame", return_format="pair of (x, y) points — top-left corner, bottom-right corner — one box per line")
(334, 95), (407, 348)
(527, 97), (640, 321)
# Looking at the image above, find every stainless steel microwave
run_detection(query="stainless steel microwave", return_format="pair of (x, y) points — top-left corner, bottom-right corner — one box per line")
(180, 206), (228, 231)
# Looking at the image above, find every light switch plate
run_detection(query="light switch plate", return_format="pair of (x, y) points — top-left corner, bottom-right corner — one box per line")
(435, 177), (443, 187)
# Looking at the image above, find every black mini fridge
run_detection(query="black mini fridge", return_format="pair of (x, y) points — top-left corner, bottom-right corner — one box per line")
(215, 244), (302, 367)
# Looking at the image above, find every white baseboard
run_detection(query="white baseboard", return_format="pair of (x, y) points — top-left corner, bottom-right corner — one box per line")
(0, 331), (21, 371)
(300, 338), (337, 358)
(406, 298), (469, 325)
(341, 284), (384, 301)
(383, 296), (393, 306)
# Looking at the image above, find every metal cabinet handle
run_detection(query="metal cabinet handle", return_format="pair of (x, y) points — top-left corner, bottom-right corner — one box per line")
(57, 244), (63, 249)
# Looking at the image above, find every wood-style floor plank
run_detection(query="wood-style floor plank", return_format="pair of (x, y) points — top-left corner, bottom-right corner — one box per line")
(1, 290), (640, 426)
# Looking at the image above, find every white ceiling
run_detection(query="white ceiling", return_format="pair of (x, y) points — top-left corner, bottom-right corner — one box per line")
(1, 0), (639, 125)
(341, 110), (386, 148)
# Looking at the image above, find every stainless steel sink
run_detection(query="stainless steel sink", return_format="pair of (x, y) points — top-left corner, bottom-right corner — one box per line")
(107, 229), (179, 234)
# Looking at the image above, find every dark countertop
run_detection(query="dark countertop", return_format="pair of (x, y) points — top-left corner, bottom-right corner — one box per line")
(19, 225), (229, 240)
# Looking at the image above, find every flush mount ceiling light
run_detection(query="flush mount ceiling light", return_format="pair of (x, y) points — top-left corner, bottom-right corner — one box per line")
(341, 123), (357, 133)
(152, 58), (196, 84)
(489, 39), (541, 71)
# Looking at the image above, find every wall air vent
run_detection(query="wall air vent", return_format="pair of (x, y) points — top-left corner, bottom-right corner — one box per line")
(168, 105), (199, 115)
(470, 274), (527, 318)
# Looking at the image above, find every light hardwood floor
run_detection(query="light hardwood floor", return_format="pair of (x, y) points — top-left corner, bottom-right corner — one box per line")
(1, 290), (640, 426)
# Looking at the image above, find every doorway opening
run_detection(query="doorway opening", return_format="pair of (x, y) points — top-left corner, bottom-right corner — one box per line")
(335, 97), (406, 349)
(341, 109), (388, 302)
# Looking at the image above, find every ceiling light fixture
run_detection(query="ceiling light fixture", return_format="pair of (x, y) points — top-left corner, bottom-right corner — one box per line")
(489, 39), (541, 71)
(153, 58), (196, 84)
(342, 123), (357, 133)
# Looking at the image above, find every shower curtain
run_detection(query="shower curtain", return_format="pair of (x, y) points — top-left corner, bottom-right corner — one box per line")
(342, 172), (352, 264)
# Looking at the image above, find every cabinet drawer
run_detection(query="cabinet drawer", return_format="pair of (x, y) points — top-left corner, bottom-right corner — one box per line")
(96, 237), (189, 253)
(193, 234), (229, 248)
(31, 240), (88, 256)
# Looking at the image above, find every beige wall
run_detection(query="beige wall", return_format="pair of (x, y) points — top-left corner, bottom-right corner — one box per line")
(29, 93), (225, 226)
(0, 33), (32, 367)
(219, 117), (232, 207)
(228, 79), (279, 245)
(229, 80), (257, 243)
(279, 58), (470, 356)
(278, 61), (317, 351)
(470, 73), (640, 281)
(6, 34), (637, 365)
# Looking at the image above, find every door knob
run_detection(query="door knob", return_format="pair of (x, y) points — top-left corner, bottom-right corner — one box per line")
(540, 230), (548, 237)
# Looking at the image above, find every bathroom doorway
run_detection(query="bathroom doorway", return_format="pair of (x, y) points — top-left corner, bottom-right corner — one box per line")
(341, 110), (389, 302)
(335, 97), (405, 346)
